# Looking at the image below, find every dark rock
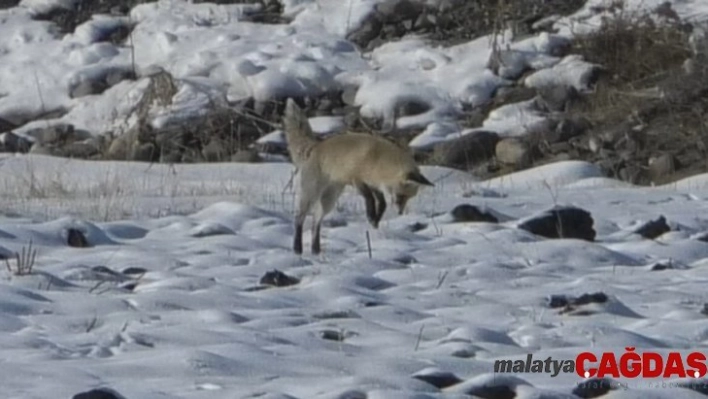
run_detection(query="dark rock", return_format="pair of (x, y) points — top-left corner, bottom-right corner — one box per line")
(1, 131), (32, 153)
(260, 269), (299, 287)
(129, 142), (158, 162)
(0, 117), (16, 133)
(29, 143), (56, 156)
(407, 222), (427, 232)
(396, 99), (430, 117)
(346, 15), (382, 48)
(518, 206), (596, 241)
(649, 260), (674, 271)
(432, 130), (499, 169)
(464, 385), (515, 399)
(70, 67), (136, 98)
(452, 375), (531, 399)
(414, 12), (435, 31)
(412, 369), (463, 389)
(319, 329), (345, 341)
(633, 215), (670, 239)
(26, 123), (76, 145)
(450, 204), (498, 223)
(375, 0), (424, 23)
(70, 80), (109, 98)
(61, 141), (102, 159)
(548, 295), (570, 308)
(647, 153), (675, 183)
(496, 138), (532, 167)
(618, 164), (644, 184)
(0, 0), (20, 10)
(492, 86), (538, 108)
(572, 377), (619, 398)
(67, 228), (91, 248)
(91, 266), (126, 280)
(201, 138), (228, 162)
(548, 292), (608, 309)
(122, 267), (148, 276)
(489, 50), (530, 79)
(72, 388), (126, 399)
(694, 232), (708, 243)
(341, 85), (358, 106)
(556, 116), (591, 141)
(537, 84), (579, 112)
(119, 281), (138, 291)
(105, 69), (136, 87)
(231, 149), (261, 163)
(575, 292), (609, 305)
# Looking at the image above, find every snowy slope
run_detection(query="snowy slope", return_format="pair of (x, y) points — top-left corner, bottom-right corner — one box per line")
(1, 0), (708, 398)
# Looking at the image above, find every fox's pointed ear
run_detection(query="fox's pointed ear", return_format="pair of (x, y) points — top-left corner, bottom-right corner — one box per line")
(285, 98), (300, 115)
(406, 170), (434, 186)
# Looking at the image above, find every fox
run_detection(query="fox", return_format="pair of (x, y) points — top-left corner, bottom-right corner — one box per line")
(281, 98), (434, 255)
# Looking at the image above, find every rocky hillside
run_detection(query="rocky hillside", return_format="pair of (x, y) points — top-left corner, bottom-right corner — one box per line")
(0, 0), (706, 186)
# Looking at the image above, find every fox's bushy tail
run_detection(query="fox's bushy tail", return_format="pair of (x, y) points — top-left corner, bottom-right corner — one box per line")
(282, 99), (319, 167)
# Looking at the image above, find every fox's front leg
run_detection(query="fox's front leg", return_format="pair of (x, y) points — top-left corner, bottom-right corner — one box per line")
(356, 183), (379, 228)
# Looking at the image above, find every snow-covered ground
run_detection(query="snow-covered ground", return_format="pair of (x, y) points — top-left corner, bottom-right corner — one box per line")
(2, 154), (708, 398)
(2, 0), (708, 398)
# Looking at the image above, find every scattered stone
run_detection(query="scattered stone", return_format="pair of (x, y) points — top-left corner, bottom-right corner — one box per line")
(548, 292), (608, 309)
(493, 86), (538, 107)
(648, 260), (678, 271)
(0, 117), (16, 133)
(1, 131), (32, 153)
(259, 269), (300, 287)
(432, 130), (499, 170)
(496, 138), (532, 167)
(72, 388), (126, 399)
(572, 377), (619, 398)
(129, 142), (158, 162)
(319, 329), (345, 341)
(537, 84), (580, 112)
(29, 143), (55, 156)
(311, 310), (361, 320)
(448, 374), (531, 399)
(633, 215), (670, 239)
(407, 222), (427, 232)
(231, 149), (262, 163)
(412, 368), (463, 389)
(122, 267), (148, 276)
(647, 153), (676, 183)
(518, 206), (596, 241)
(375, 0), (424, 23)
(201, 137), (228, 162)
(450, 204), (498, 223)
(70, 80), (108, 99)
(70, 68), (136, 98)
(67, 228), (91, 248)
(555, 116), (591, 141)
(25, 123), (77, 145)
(61, 140), (102, 159)
(396, 98), (430, 117)
(346, 16), (383, 49)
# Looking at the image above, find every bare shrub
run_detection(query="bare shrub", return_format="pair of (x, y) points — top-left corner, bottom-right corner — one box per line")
(5, 240), (38, 276)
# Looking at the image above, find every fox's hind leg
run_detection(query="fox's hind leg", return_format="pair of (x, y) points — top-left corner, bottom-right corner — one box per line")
(294, 168), (324, 255)
(312, 183), (344, 254)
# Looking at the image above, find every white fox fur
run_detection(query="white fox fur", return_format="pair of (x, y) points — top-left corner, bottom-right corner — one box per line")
(282, 98), (434, 255)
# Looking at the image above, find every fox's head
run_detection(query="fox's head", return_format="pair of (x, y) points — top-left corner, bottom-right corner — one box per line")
(391, 169), (435, 215)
